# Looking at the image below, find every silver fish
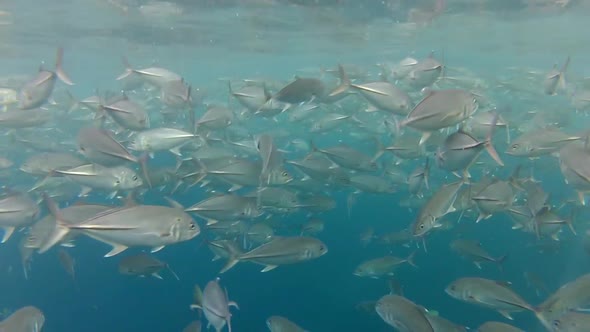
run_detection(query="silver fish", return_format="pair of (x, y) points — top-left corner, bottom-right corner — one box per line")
(41, 197), (199, 256)
(77, 127), (138, 166)
(221, 236), (328, 273)
(118, 253), (179, 280)
(0, 306), (45, 332)
(0, 192), (39, 243)
(191, 278), (238, 332)
(18, 47), (73, 110)
(375, 294), (434, 332)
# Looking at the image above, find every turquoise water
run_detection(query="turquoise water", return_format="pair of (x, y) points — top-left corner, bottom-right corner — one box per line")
(1, 1), (590, 331)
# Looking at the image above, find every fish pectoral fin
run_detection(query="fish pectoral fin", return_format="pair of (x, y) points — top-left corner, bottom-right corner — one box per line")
(103, 243), (128, 257)
(228, 301), (239, 310)
(219, 257), (240, 274)
(498, 310), (514, 320)
(1, 226), (15, 243)
(151, 272), (163, 280)
(189, 304), (202, 311)
(151, 245), (165, 253)
(260, 265), (278, 272)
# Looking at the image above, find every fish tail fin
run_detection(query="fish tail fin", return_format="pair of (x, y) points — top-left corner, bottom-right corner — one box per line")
(496, 254), (508, 272)
(39, 194), (70, 254)
(559, 56), (571, 90)
(328, 64), (351, 97)
(166, 263), (180, 281)
(484, 111), (504, 167)
(116, 56), (134, 80)
(407, 251), (418, 268)
(566, 207), (577, 236)
(533, 307), (553, 332)
(137, 152), (152, 189)
(219, 257), (239, 274)
(55, 47), (74, 85)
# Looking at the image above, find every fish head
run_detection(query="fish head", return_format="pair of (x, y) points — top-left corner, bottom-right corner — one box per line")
(305, 240), (328, 259)
(115, 167), (143, 190)
(176, 213), (200, 241)
(269, 168), (294, 185)
(506, 141), (531, 156)
(353, 265), (368, 277)
(412, 213), (435, 237)
(444, 282), (461, 299)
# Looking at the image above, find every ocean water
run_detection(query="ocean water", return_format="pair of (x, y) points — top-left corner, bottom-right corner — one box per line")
(2, 1), (590, 331)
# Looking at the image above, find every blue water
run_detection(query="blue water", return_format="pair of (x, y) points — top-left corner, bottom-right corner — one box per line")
(2, 1), (590, 331)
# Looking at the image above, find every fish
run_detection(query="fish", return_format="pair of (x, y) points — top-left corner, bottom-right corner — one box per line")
(350, 81), (413, 115)
(266, 316), (308, 332)
(0, 192), (39, 243)
(58, 248), (77, 282)
(116, 57), (182, 88)
(190, 278), (238, 332)
(353, 252), (417, 278)
(220, 236), (328, 273)
(52, 164), (143, 196)
(411, 180), (463, 239)
(77, 127), (139, 166)
(375, 294), (435, 332)
(20, 152), (85, 176)
(544, 56), (570, 95)
(100, 95), (150, 131)
(129, 127), (196, 156)
(450, 239), (507, 270)
(401, 89), (478, 145)
(41, 195), (199, 256)
(445, 277), (535, 320)
(118, 253), (179, 280)
(0, 306), (45, 331)
(18, 47), (73, 110)
(550, 311), (590, 332)
(436, 113), (504, 177)
(273, 77), (325, 104)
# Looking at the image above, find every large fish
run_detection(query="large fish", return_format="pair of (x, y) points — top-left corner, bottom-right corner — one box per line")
(375, 294), (434, 332)
(41, 196), (199, 256)
(220, 236), (328, 273)
(0, 306), (45, 332)
(190, 278), (238, 332)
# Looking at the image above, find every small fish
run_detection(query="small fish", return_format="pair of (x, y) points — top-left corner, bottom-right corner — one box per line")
(220, 236), (328, 273)
(266, 316), (308, 332)
(445, 277), (535, 320)
(118, 253), (179, 280)
(476, 321), (524, 332)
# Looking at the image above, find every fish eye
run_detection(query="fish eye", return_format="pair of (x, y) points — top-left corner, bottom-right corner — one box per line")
(115, 180), (120, 184)
(189, 223), (196, 230)
(282, 171), (289, 177)
(132, 176), (138, 181)
(450, 285), (456, 291)
(552, 320), (560, 327)
(511, 144), (519, 150)
(419, 223), (425, 229)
